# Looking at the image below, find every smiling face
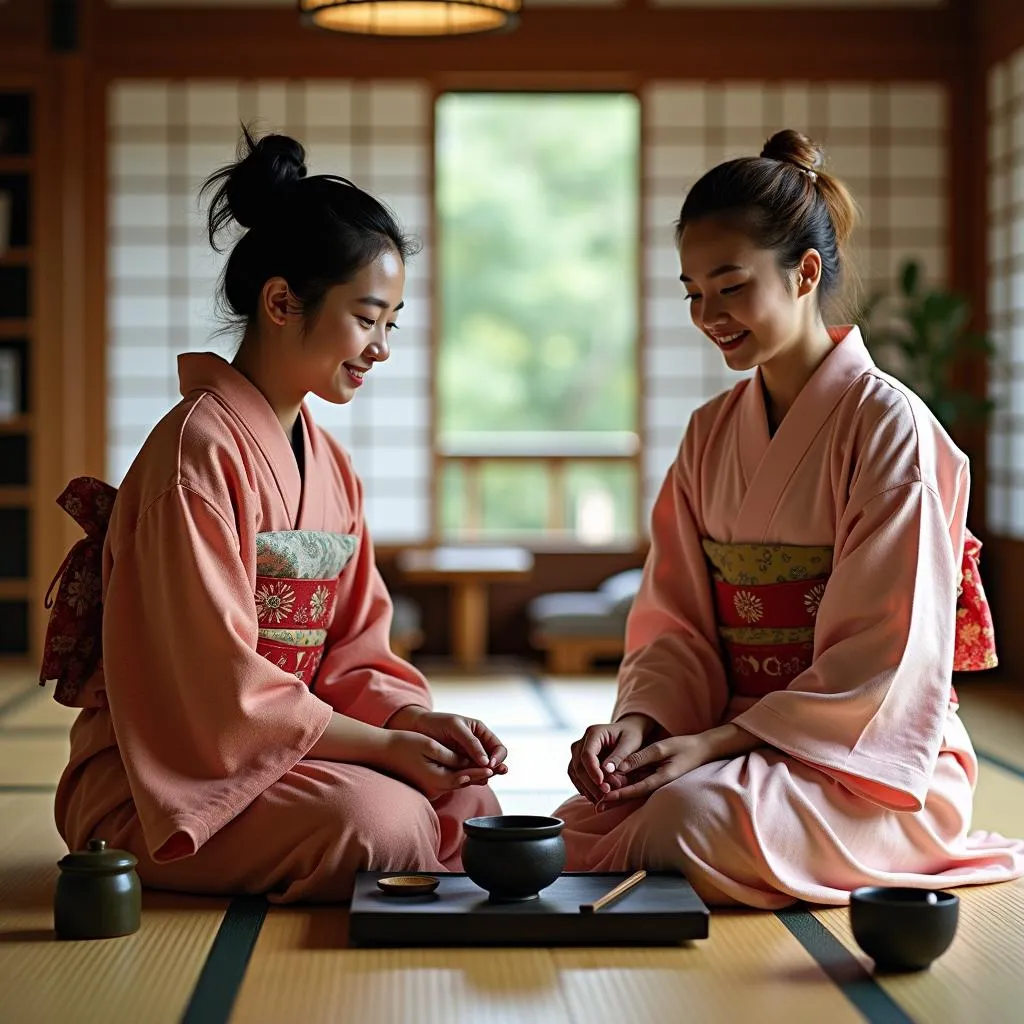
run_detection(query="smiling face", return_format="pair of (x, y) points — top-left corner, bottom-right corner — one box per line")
(302, 248), (406, 405)
(262, 247), (406, 407)
(677, 217), (822, 374)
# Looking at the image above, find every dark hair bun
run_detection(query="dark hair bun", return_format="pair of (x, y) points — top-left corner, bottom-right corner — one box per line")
(203, 126), (307, 245)
(200, 123), (418, 328)
(225, 129), (307, 230)
(677, 125), (859, 309)
(760, 129), (824, 174)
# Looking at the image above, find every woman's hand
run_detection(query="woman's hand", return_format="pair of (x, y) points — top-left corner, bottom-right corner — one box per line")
(596, 733), (713, 808)
(387, 707), (509, 783)
(596, 722), (763, 808)
(567, 714), (655, 804)
(382, 730), (495, 801)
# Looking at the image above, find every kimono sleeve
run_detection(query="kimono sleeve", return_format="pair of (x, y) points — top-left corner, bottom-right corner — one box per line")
(732, 469), (967, 812)
(102, 485), (334, 862)
(312, 458), (433, 727)
(614, 427), (732, 737)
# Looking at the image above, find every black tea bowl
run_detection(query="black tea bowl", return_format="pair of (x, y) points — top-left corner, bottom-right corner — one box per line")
(462, 815), (566, 902)
(849, 886), (960, 972)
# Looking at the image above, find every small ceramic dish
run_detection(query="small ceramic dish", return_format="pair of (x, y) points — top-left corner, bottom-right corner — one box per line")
(849, 886), (959, 972)
(377, 874), (440, 897)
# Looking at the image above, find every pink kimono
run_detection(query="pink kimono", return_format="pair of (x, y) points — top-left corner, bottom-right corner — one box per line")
(49, 354), (498, 902)
(555, 326), (1024, 908)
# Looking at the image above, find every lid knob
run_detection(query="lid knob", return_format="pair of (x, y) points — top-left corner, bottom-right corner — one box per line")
(88, 839), (107, 853)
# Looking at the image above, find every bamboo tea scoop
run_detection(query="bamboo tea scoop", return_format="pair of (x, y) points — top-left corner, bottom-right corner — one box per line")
(579, 870), (647, 914)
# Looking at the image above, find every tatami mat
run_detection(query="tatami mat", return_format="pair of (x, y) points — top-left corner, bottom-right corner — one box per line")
(492, 789), (574, 817)
(0, 791), (228, 1024)
(969, 758), (1024, 836)
(541, 679), (618, 732)
(0, 689), (77, 731)
(956, 679), (1024, 771)
(235, 912), (574, 1024)
(812, 754), (1024, 1024)
(0, 734), (70, 788)
(231, 908), (864, 1024)
(489, 731), (578, 795)
(551, 916), (867, 1024)
(430, 676), (554, 730)
(1, 670), (1022, 1024)
(815, 880), (1024, 1024)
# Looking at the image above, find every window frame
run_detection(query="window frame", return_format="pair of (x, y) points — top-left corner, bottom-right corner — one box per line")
(429, 86), (647, 550)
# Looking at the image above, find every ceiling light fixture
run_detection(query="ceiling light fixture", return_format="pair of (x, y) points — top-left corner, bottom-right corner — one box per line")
(298, 0), (520, 37)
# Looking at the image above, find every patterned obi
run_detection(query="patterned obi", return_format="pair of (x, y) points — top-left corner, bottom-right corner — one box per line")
(703, 540), (828, 700)
(702, 533), (997, 702)
(254, 531), (358, 685)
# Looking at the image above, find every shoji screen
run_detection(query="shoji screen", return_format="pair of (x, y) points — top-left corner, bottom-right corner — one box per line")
(988, 53), (1024, 539)
(107, 80), (432, 542)
(641, 81), (947, 520)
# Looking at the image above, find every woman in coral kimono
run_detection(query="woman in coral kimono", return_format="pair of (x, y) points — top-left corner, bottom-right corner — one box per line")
(558, 129), (1024, 908)
(47, 129), (505, 902)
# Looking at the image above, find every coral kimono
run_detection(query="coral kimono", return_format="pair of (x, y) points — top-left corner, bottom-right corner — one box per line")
(51, 353), (497, 902)
(556, 326), (1024, 908)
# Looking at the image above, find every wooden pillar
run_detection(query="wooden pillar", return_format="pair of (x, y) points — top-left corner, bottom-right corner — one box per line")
(31, 0), (100, 657)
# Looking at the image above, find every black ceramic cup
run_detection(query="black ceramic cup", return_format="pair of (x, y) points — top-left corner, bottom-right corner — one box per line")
(462, 815), (566, 902)
(849, 886), (960, 972)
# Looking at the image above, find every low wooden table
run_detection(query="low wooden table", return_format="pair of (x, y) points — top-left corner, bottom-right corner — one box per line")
(396, 545), (534, 670)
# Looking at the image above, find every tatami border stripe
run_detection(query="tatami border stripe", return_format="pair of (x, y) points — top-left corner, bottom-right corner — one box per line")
(776, 908), (916, 1024)
(0, 687), (43, 721)
(976, 748), (1024, 781)
(527, 674), (572, 731)
(180, 895), (269, 1024)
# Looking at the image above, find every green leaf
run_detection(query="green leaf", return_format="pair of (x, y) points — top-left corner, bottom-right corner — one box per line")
(962, 331), (995, 355)
(900, 259), (920, 297)
(849, 253), (997, 429)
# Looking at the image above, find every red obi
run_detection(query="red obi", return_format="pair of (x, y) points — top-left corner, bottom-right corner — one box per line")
(714, 577), (823, 630)
(712, 572), (822, 699)
(256, 638), (327, 683)
(704, 532), (995, 704)
(39, 476), (357, 705)
(253, 577), (340, 686)
(254, 577), (339, 630)
(954, 532), (998, 673)
(249, 530), (356, 686)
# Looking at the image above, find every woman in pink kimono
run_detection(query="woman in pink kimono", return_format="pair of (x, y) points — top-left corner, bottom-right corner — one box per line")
(46, 129), (505, 902)
(558, 129), (1024, 908)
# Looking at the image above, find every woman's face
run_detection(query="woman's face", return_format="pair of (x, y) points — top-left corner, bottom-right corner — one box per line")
(262, 245), (405, 405)
(297, 248), (406, 406)
(677, 218), (820, 373)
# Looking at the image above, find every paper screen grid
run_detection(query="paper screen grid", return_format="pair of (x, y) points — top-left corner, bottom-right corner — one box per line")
(108, 80), (432, 542)
(641, 81), (947, 521)
(987, 53), (1024, 540)
(109, 78), (947, 542)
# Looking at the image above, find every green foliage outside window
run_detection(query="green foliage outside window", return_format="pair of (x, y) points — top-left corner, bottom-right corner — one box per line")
(435, 93), (640, 541)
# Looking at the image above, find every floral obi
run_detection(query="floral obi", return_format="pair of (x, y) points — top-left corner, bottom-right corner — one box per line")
(40, 477), (118, 707)
(955, 531), (998, 673)
(702, 540), (829, 700)
(702, 533), (997, 702)
(254, 531), (357, 686)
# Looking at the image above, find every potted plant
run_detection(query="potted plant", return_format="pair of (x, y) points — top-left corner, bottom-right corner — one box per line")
(856, 259), (998, 432)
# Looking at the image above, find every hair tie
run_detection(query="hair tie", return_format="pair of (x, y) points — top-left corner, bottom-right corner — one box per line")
(786, 160), (818, 183)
